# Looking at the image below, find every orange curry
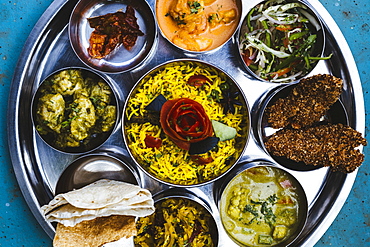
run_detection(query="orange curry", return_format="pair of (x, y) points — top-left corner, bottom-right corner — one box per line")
(156, 0), (240, 51)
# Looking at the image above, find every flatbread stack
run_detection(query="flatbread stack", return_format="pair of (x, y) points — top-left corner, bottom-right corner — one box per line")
(41, 179), (155, 247)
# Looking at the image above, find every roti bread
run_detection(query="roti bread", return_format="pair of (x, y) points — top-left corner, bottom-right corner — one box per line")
(41, 179), (155, 227)
(42, 179), (149, 212)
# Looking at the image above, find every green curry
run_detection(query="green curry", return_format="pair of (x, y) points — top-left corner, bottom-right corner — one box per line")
(35, 69), (116, 151)
(220, 166), (303, 246)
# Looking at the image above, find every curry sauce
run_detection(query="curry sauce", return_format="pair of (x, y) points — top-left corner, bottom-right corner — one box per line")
(220, 166), (303, 246)
(156, 0), (240, 51)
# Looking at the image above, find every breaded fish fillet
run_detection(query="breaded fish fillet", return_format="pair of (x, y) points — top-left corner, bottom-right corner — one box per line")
(264, 124), (367, 173)
(266, 74), (343, 129)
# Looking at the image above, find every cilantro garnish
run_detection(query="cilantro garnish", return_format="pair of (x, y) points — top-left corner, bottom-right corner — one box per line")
(188, 1), (201, 14)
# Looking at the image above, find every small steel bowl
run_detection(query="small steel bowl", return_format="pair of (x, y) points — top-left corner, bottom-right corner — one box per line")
(31, 67), (119, 154)
(216, 161), (308, 247)
(122, 59), (250, 187)
(256, 83), (348, 171)
(55, 152), (140, 194)
(134, 188), (219, 246)
(237, 0), (325, 83)
(69, 0), (157, 73)
(155, 0), (242, 54)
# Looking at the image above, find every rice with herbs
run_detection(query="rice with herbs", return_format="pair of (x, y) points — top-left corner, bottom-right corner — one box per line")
(125, 62), (247, 185)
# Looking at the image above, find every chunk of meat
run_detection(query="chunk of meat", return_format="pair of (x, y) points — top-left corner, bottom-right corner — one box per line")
(69, 96), (96, 142)
(51, 69), (84, 96)
(37, 93), (65, 133)
(169, 0), (208, 34)
(208, 9), (237, 29)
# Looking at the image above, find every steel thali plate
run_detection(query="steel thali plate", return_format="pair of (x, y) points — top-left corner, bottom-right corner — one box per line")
(7, 0), (365, 246)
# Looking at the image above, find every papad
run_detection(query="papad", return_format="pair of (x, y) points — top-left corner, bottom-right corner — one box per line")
(53, 215), (136, 247)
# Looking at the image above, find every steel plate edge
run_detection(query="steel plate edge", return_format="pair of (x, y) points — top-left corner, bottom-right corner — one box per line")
(6, 0), (366, 245)
(7, 0), (70, 239)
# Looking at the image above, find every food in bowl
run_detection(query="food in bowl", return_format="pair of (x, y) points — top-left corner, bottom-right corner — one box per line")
(156, 0), (241, 52)
(124, 60), (249, 185)
(87, 5), (144, 59)
(264, 123), (367, 173)
(69, 0), (157, 73)
(219, 166), (307, 246)
(239, 0), (327, 82)
(262, 74), (367, 173)
(265, 74), (343, 129)
(135, 197), (216, 246)
(33, 68), (117, 152)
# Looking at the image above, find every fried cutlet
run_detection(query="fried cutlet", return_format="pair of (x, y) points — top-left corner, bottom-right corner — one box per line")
(266, 74), (343, 129)
(264, 123), (367, 173)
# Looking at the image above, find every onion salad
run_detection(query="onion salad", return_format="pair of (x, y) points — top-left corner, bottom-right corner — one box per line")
(239, 0), (331, 83)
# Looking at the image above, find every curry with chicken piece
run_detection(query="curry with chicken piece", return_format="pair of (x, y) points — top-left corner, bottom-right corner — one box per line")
(156, 0), (240, 52)
(34, 69), (117, 151)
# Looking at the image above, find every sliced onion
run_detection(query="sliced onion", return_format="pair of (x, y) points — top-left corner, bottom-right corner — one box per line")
(263, 12), (299, 25)
(270, 71), (303, 82)
(250, 13), (262, 21)
(280, 2), (307, 12)
(287, 28), (302, 39)
(249, 48), (258, 60)
(246, 35), (290, 58)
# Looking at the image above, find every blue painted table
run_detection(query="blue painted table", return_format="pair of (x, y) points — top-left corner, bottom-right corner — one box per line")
(0, 0), (369, 246)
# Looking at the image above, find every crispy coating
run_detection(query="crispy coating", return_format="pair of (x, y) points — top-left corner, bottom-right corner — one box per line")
(266, 74), (343, 129)
(264, 124), (367, 173)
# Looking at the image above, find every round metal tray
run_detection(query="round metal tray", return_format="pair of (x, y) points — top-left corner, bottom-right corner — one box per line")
(7, 0), (365, 246)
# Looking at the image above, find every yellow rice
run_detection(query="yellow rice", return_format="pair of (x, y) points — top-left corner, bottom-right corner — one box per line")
(125, 62), (246, 185)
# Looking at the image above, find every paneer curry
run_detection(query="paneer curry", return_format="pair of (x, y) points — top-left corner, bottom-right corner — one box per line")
(156, 0), (240, 51)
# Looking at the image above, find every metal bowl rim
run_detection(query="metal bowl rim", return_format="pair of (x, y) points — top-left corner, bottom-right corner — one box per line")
(55, 152), (142, 194)
(236, 0), (326, 84)
(122, 58), (251, 187)
(255, 82), (349, 171)
(154, 0), (243, 55)
(68, 0), (158, 74)
(151, 188), (220, 245)
(217, 161), (309, 247)
(31, 66), (120, 155)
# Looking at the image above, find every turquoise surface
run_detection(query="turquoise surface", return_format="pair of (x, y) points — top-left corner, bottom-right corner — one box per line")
(0, 0), (369, 246)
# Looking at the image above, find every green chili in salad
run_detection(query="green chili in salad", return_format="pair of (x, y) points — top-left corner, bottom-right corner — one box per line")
(239, 0), (331, 83)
